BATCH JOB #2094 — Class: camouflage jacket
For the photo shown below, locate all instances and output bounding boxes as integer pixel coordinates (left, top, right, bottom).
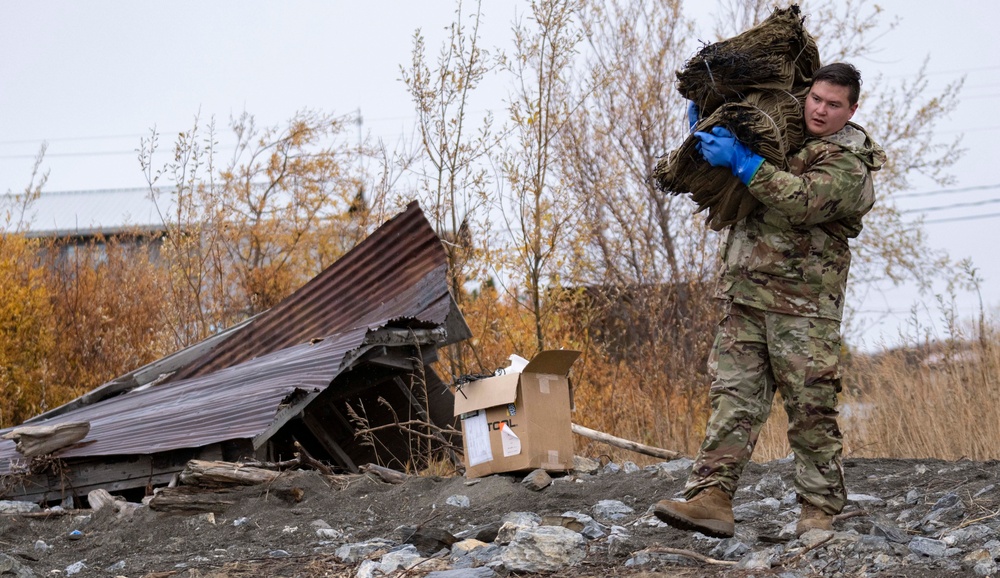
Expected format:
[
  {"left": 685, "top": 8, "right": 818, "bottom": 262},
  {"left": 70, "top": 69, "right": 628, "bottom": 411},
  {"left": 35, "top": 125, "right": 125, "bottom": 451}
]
[{"left": 716, "top": 122, "right": 887, "bottom": 320}]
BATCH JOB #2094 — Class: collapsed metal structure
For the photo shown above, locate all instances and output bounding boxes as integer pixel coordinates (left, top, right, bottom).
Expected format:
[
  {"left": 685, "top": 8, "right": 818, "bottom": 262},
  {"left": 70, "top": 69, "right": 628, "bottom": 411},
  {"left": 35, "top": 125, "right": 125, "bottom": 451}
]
[{"left": 0, "top": 202, "right": 469, "bottom": 504}]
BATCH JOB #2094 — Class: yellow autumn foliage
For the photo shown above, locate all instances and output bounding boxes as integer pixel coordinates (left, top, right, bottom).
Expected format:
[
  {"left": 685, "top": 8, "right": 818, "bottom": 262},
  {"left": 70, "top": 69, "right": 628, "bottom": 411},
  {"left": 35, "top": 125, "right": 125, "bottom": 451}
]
[{"left": 0, "top": 234, "right": 55, "bottom": 428}]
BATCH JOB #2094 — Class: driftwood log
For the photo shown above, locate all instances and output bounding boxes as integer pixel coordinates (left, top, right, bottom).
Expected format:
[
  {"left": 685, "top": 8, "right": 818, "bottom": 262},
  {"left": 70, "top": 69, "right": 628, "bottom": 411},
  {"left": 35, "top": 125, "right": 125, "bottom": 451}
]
[
  {"left": 1, "top": 422, "right": 90, "bottom": 458},
  {"left": 360, "top": 463, "right": 409, "bottom": 484},
  {"left": 571, "top": 423, "right": 680, "bottom": 460},
  {"left": 147, "top": 486, "right": 241, "bottom": 513},
  {"left": 146, "top": 458, "right": 309, "bottom": 513},
  {"left": 177, "top": 460, "right": 291, "bottom": 488}
]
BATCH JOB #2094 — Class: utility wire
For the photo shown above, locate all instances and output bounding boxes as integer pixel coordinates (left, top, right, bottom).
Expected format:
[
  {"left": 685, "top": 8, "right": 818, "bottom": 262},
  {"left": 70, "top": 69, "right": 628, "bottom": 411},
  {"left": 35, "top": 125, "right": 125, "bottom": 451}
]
[
  {"left": 901, "top": 197, "right": 1000, "bottom": 215},
  {"left": 896, "top": 183, "right": 1000, "bottom": 199},
  {"left": 921, "top": 211, "right": 1000, "bottom": 225},
  {"left": 0, "top": 150, "right": 142, "bottom": 160}
]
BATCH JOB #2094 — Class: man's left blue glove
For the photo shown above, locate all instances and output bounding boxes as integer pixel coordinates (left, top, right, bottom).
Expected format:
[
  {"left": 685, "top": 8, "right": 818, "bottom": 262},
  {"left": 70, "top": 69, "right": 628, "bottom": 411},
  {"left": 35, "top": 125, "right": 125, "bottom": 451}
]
[
  {"left": 687, "top": 101, "right": 699, "bottom": 132},
  {"left": 693, "top": 126, "right": 764, "bottom": 186}
]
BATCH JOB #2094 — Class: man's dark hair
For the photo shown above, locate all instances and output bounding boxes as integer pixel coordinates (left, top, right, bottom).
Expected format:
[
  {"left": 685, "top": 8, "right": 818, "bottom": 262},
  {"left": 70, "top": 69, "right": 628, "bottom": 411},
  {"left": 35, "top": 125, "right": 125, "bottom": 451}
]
[{"left": 812, "top": 63, "right": 862, "bottom": 106}]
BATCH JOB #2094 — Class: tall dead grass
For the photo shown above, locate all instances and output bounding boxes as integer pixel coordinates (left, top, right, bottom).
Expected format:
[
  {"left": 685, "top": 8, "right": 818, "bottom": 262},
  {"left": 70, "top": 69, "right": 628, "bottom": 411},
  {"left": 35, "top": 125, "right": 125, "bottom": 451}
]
[
  {"left": 554, "top": 292, "right": 1000, "bottom": 465},
  {"left": 746, "top": 309, "right": 1000, "bottom": 462}
]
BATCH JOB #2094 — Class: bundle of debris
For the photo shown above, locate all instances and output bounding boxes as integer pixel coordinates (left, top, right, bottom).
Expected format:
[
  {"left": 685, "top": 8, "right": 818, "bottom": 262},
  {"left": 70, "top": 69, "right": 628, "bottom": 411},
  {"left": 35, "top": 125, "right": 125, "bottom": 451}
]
[
  {"left": 0, "top": 202, "right": 471, "bottom": 506},
  {"left": 652, "top": 5, "right": 821, "bottom": 230}
]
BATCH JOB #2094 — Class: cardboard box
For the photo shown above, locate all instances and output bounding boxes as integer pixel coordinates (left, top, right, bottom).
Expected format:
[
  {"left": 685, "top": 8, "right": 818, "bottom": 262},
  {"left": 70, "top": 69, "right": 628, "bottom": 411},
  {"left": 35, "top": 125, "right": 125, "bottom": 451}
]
[{"left": 454, "top": 350, "right": 580, "bottom": 478}]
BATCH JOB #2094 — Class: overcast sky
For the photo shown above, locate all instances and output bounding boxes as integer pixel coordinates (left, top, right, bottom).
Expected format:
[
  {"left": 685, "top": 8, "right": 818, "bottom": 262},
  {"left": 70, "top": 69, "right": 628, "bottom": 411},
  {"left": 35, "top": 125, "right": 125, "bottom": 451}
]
[{"left": 0, "top": 1, "right": 997, "bottom": 350}]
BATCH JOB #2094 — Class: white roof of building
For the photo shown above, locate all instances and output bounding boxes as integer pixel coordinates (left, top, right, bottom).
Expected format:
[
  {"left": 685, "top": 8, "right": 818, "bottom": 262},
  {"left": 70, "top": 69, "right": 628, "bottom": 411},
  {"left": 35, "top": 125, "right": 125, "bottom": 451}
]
[{"left": 7, "top": 187, "right": 168, "bottom": 237}]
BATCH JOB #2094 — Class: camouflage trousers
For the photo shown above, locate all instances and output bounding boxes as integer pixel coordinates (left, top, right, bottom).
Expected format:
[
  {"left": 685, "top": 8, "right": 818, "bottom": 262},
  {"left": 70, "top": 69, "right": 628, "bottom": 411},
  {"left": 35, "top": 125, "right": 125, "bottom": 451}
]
[{"left": 685, "top": 302, "right": 847, "bottom": 514}]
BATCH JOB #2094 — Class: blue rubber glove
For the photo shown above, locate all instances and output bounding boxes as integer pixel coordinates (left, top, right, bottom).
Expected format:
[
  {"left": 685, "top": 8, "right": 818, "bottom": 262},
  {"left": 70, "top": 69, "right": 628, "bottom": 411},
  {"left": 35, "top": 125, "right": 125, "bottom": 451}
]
[
  {"left": 687, "top": 101, "right": 699, "bottom": 132},
  {"left": 693, "top": 126, "right": 764, "bottom": 186}
]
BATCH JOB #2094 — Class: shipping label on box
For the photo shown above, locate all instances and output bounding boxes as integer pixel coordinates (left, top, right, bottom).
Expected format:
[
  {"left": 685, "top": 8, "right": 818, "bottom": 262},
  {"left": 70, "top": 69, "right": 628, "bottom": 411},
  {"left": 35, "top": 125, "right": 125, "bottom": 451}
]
[{"left": 454, "top": 350, "right": 580, "bottom": 478}]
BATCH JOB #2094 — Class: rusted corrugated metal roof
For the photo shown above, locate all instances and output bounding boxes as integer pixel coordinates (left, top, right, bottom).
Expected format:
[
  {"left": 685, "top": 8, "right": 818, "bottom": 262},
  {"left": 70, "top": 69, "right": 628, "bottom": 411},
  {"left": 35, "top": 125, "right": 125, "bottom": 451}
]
[
  {"left": 169, "top": 200, "right": 456, "bottom": 381},
  {"left": 6, "top": 329, "right": 367, "bottom": 461},
  {"left": 0, "top": 201, "right": 466, "bottom": 474}
]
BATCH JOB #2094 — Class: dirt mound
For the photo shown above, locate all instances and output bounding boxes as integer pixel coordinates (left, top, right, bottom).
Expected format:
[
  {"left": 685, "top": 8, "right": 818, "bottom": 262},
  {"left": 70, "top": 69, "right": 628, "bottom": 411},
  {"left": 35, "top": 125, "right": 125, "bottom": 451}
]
[{"left": 2, "top": 457, "right": 999, "bottom": 577}]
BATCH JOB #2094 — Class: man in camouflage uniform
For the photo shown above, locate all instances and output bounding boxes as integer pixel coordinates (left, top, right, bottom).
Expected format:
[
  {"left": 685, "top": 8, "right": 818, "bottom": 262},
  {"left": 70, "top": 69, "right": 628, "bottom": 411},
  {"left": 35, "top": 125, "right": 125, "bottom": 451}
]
[{"left": 654, "top": 63, "right": 886, "bottom": 538}]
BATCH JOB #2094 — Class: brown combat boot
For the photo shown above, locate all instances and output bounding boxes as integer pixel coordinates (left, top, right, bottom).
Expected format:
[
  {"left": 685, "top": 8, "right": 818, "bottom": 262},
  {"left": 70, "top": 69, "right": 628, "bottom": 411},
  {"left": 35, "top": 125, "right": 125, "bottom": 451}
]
[
  {"left": 795, "top": 502, "right": 834, "bottom": 536},
  {"left": 653, "top": 486, "right": 735, "bottom": 538}
]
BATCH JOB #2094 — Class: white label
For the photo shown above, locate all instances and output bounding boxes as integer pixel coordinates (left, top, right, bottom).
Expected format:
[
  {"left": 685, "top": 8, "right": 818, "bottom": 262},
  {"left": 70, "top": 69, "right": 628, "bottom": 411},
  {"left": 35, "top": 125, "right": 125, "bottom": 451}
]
[
  {"left": 462, "top": 412, "right": 493, "bottom": 466},
  {"left": 538, "top": 375, "right": 551, "bottom": 394},
  {"left": 500, "top": 423, "right": 522, "bottom": 457}
]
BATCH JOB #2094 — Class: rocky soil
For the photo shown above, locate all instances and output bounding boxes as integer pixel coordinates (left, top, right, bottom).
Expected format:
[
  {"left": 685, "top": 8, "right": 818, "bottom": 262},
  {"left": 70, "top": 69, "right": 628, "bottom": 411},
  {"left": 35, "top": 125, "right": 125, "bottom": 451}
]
[{"left": 2, "top": 456, "right": 1000, "bottom": 577}]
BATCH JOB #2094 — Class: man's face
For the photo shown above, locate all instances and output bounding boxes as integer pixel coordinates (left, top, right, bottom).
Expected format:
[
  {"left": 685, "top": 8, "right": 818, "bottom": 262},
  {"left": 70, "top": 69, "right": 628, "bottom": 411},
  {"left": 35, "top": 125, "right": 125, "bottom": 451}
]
[{"left": 803, "top": 80, "right": 858, "bottom": 137}]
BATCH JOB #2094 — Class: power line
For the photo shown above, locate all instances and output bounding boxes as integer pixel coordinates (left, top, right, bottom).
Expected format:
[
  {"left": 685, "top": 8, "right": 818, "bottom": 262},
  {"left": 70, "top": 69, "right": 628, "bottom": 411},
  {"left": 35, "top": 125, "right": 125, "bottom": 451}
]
[
  {"left": 935, "top": 125, "right": 1000, "bottom": 135},
  {"left": 901, "top": 197, "right": 1000, "bottom": 215},
  {"left": 924, "top": 64, "right": 1000, "bottom": 76},
  {"left": 0, "top": 150, "right": 141, "bottom": 160},
  {"left": 0, "top": 134, "right": 149, "bottom": 146},
  {"left": 884, "top": 64, "right": 1000, "bottom": 79},
  {"left": 0, "top": 111, "right": 429, "bottom": 149},
  {"left": 921, "top": 211, "right": 1000, "bottom": 225},
  {"left": 895, "top": 183, "right": 1000, "bottom": 199}
]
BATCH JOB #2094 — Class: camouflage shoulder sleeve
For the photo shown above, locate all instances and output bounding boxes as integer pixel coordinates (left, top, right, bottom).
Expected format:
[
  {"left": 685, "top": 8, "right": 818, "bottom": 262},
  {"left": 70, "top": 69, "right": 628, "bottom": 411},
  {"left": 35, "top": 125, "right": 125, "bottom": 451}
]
[{"left": 746, "top": 145, "right": 873, "bottom": 227}]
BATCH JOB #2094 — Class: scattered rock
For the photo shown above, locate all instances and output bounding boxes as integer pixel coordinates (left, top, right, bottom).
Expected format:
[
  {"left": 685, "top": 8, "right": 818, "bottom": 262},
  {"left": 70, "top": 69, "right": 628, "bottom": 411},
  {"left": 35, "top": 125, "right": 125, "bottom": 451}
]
[
  {"left": 500, "top": 526, "right": 587, "bottom": 572},
  {"left": 0, "top": 500, "right": 40, "bottom": 514},
  {"left": 398, "top": 525, "right": 459, "bottom": 555},
  {"left": 376, "top": 545, "right": 424, "bottom": 573},
  {"left": 646, "top": 458, "right": 694, "bottom": 478},
  {"left": 753, "top": 472, "right": 786, "bottom": 498},
  {"left": 316, "top": 527, "right": 342, "bottom": 540},
  {"left": 559, "top": 511, "right": 607, "bottom": 539},
  {"left": 0, "top": 553, "right": 36, "bottom": 578},
  {"left": 933, "top": 492, "right": 961, "bottom": 510},
  {"left": 425, "top": 567, "right": 498, "bottom": 578},
  {"left": 848, "top": 493, "right": 885, "bottom": 508},
  {"left": 454, "top": 521, "right": 502, "bottom": 543},
  {"left": 871, "top": 516, "right": 911, "bottom": 543},
  {"left": 606, "top": 525, "right": 635, "bottom": 557},
  {"left": 736, "top": 546, "right": 781, "bottom": 570},
  {"left": 450, "top": 540, "right": 501, "bottom": 569},
  {"left": 496, "top": 512, "right": 541, "bottom": 543},
  {"left": 709, "top": 537, "right": 751, "bottom": 561},
  {"left": 572, "top": 455, "right": 600, "bottom": 475},
  {"left": 445, "top": 495, "right": 470, "bottom": 508},
  {"left": 625, "top": 547, "right": 699, "bottom": 568},
  {"left": 335, "top": 539, "right": 394, "bottom": 564},
  {"left": 540, "top": 514, "right": 585, "bottom": 533},
  {"left": 592, "top": 499, "right": 634, "bottom": 521},
  {"left": 733, "top": 497, "right": 781, "bottom": 521},
  {"left": 520, "top": 469, "right": 552, "bottom": 491},
  {"left": 909, "top": 536, "right": 949, "bottom": 558}
]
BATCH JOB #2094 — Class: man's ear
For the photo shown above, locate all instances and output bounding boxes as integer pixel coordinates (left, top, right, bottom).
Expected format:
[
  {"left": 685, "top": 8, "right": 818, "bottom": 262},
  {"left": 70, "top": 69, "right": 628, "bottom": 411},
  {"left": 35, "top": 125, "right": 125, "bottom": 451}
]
[{"left": 847, "top": 102, "right": 859, "bottom": 119}]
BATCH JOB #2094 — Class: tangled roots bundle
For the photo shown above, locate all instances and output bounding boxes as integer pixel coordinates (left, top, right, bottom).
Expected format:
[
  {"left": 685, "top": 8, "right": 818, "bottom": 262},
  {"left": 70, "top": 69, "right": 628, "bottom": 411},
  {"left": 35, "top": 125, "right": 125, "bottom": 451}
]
[
  {"left": 676, "top": 5, "right": 819, "bottom": 113},
  {"left": 654, "top": 5, "right": 820, "bottom": 230}
]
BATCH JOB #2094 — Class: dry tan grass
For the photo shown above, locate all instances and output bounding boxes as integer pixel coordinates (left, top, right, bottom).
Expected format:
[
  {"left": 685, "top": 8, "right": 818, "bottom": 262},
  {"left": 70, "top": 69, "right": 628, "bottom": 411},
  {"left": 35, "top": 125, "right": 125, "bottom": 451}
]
[
  {"left": 752, "top": 316, "right": 1000, "bottom": 462},
  {"left": 570, "top": 305, "right": 1000, "bottom": 464}
]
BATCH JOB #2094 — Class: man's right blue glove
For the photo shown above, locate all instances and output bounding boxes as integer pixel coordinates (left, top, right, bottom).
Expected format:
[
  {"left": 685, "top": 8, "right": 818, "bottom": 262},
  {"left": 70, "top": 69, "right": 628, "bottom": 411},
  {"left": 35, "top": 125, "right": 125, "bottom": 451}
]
[
  {"left": 687, "top": 101, "right": 699, "bottom": 132},
  {"left": 693, "top": 126, "right": 764, "bottom": 186}
]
